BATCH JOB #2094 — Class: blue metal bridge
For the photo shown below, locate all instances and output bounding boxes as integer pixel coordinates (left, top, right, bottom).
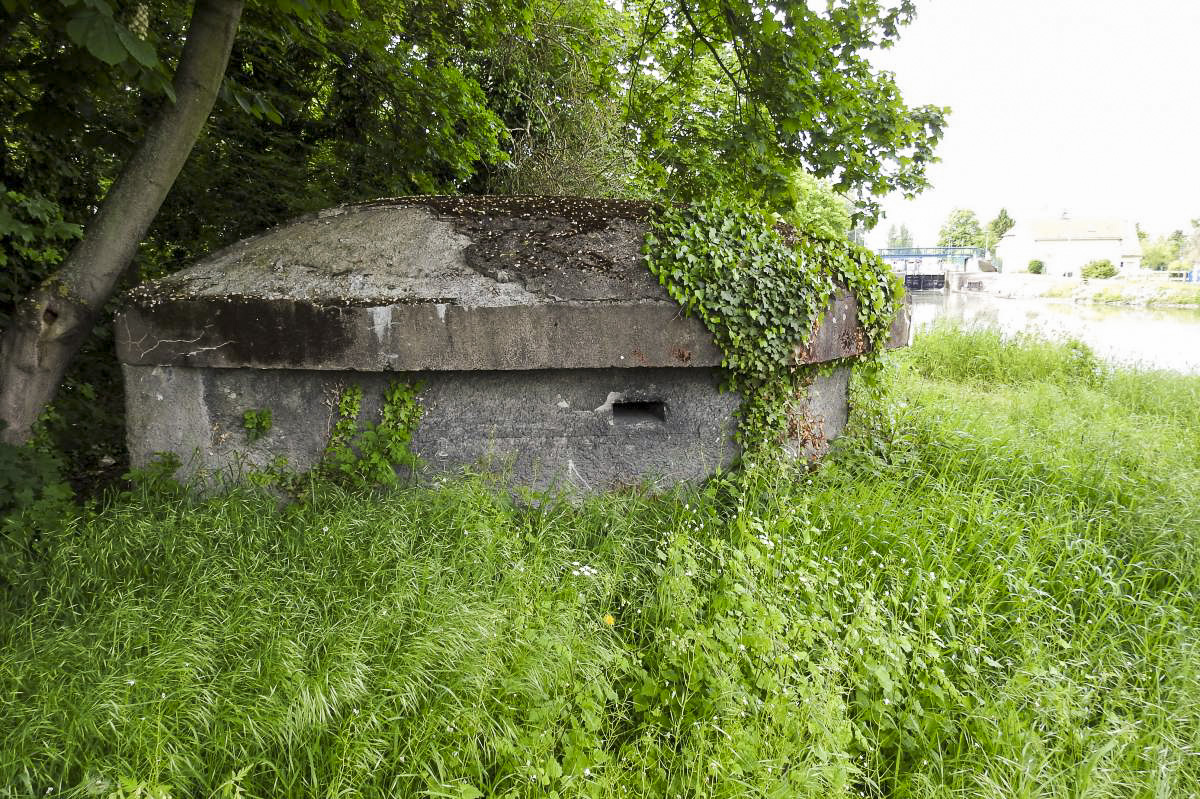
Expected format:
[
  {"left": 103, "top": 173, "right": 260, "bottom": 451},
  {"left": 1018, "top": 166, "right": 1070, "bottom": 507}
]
[
  {"left": 877, "top": 247, "right": 985, "bottom": 267},
  {"left": 877, "top": 247, "right": 987, "bottom": 292}
]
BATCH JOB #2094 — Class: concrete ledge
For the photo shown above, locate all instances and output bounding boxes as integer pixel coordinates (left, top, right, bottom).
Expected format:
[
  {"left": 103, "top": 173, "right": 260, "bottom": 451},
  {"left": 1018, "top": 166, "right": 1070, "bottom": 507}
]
[
  {"left": 116, "top": 198, "right": 908, "bottom": 371},
  {"left": 116, "top": 291, "right": 904, "bottom": 371}
]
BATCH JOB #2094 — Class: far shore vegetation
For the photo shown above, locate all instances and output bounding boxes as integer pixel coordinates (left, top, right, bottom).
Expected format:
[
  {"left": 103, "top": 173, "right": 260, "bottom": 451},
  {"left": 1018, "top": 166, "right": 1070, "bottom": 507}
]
[{"left": 1036, "top": 276, "right": 1200, "bottom": 308}]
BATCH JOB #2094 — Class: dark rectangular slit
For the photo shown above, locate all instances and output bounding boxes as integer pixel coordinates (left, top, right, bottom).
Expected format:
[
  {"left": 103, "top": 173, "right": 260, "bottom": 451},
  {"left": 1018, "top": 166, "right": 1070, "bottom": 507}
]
[{"left": 613, "top": 400, "right": 667, "bottom": 425}]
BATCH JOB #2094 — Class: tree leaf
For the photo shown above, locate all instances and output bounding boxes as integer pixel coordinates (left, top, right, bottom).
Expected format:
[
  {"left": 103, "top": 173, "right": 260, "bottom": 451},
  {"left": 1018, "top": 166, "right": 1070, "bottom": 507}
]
[
  {"left": 116, "top": 26, "right": 158, "bottom": 69},
  {"left": 83, "top": 17, "right": 128, "bottom": 65},
  {"left": 64, "top": 11, "right": 96, "bottom": 47}
]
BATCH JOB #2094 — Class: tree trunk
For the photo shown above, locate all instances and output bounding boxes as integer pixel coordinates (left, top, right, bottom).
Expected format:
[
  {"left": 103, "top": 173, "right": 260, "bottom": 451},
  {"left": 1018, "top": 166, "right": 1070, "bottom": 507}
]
[{"left": 0, "top": 0, "right": 245, "bottom": 445}]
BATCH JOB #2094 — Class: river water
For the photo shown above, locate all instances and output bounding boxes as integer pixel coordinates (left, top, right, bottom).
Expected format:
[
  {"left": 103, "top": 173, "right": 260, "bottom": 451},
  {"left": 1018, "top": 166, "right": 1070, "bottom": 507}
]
[{"left": 909, "top": 292, "right": 1200, "bottom": 375}]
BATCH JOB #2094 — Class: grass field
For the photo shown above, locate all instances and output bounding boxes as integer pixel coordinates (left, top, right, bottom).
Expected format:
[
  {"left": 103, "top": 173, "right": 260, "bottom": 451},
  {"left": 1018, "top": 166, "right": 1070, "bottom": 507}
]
[{"left": 2, "top": 327, "right": 1198, "bottom": 798}]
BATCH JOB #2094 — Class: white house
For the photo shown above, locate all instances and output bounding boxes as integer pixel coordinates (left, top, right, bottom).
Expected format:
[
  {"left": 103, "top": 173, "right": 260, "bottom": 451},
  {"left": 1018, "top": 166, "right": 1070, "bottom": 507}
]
[{"left": 995, "top": 214, "right": 1142, "bottom": 276}]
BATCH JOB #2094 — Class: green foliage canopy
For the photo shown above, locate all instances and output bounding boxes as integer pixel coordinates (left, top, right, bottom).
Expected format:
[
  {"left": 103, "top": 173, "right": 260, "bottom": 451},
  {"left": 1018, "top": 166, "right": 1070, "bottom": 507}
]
[
  {"left": 624, "top": 0, "right": 946, "bottom": 222},
  {"left": 937, "top": 208, "right": 985, "bottom": 249},
  {"left": 985, "top": 207, "right": 1014, "bottom": 254},
  {"left": 885, "top": 223, "right": 913, "bottom": 249},
  {"left": 777, "top": 170, "right": 853, "bottom": 240}
]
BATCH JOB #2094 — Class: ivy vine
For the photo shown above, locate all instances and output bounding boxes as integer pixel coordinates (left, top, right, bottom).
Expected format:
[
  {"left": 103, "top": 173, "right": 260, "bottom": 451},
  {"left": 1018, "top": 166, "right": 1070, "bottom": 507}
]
[{"left": 644, "top": 198, "right": 900, "bottom": 458}]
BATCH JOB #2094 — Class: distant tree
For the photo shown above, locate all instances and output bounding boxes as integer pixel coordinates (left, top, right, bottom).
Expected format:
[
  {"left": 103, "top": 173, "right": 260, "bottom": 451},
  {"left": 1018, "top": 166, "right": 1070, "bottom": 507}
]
[
  {"left": 937, "top": 209, "right": 985, "bottom": 248},
  {"left": 1142, "top": 237, "right": 1171, "bottom": 270},
  {"left": 1168, "top": 229, "right": 1186, "bottom": 260},
  {"left": 985, "top": 208, "right": 1015, "bottom": 255},
  {"left": 1187, "top": 218, "right": 1200, "bottom": 265},
  {"left": 886, "top": 223, "right": 913, "bottom": 249},
  {"left": 1143, "top": 229, "right": 1188, "bottom": 270}
]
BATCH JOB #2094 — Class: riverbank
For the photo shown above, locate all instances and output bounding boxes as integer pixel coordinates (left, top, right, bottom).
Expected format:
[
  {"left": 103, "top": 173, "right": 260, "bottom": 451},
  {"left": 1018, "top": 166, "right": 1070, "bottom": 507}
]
[
  {"left": 959, "top": 271, "right": 1200, "bottom": 307},
  {"left": 909, "top": 292, "right": 1200, "bottom": 374},
  {"left": 3, "top": 329, "right": 1198, "bottom": 798}
]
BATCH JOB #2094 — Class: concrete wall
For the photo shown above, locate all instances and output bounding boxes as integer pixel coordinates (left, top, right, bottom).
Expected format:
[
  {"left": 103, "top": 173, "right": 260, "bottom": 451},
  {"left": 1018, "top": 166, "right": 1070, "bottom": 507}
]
[{"left": 124, "top": 364, "right": 854, "bottom": 491}]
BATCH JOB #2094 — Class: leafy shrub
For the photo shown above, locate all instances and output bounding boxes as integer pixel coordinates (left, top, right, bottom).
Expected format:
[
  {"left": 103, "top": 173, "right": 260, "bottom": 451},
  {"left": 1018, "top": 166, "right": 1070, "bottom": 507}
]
[
  {"left": 1027, "top": 259, "right": 1044, "bottom": 274},
  {"left": 0, "top": 441, "right": 69, "bottom": 517},
  {"left": 0, "top": 438, "right": 73, "bottom": 602},
  {"left": 0, "top": 186, "right": 82, "bottom": 329},
  {"left": 1081, "top": 258, "right": 1118, "bottom": 279},
  {"left": 242, "top": 408, "right": 272, "bottom": 442}
]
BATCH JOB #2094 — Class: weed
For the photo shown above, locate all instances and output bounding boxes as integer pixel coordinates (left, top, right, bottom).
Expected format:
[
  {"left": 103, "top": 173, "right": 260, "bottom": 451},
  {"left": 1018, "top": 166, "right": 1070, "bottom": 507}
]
[
  {"left": 321, "top": 381, "right": 423, "bottom": 490},
  {"left": 241, "top": 408, "right": 272, "bottom": 442}
]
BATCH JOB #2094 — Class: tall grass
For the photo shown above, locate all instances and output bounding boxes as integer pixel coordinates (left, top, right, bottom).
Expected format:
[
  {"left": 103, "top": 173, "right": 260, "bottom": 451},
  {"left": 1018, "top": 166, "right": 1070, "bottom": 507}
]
[{"left": 2, "top": 326, "right": 1198, "bottom": 798}]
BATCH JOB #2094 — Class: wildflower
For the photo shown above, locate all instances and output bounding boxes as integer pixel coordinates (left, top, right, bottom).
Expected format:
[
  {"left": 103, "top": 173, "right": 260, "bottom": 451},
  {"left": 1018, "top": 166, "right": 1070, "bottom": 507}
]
[{"left": 602, "top": 613, "right": 615, "bottom": 626}]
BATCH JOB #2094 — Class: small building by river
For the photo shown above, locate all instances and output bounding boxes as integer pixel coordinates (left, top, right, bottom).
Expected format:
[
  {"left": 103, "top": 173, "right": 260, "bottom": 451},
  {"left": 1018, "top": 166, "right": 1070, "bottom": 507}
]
[{"left": 996, "top": 214, "right": 1142, "bottom": 276}]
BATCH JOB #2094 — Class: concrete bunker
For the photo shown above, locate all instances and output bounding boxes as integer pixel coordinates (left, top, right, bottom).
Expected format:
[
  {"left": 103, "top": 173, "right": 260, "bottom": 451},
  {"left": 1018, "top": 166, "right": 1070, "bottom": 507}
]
[{"left": 116, "top": 196, "right": 908, "bottom": 491}]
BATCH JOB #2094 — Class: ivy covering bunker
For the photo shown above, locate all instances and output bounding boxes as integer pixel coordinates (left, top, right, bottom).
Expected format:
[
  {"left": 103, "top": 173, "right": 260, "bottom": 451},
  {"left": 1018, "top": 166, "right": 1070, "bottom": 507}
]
[{"left": 644, "top": 198, "right": 901, "bottom": 460}]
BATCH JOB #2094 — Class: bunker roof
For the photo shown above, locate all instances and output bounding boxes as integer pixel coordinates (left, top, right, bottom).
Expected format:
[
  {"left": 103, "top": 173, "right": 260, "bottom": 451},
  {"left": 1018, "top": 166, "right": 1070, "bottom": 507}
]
[
  {"left": 131, "top": 196, "right": 664, "bottom": 307},
  {"left": 117, "top": 196, "right": 891, "bottom": 372}
]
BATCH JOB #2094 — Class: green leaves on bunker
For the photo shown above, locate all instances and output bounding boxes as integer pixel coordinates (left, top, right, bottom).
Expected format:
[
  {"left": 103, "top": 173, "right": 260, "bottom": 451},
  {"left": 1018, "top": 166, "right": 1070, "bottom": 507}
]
[{"left": 645, "top": 198, "right": 901, "bottom": 457}]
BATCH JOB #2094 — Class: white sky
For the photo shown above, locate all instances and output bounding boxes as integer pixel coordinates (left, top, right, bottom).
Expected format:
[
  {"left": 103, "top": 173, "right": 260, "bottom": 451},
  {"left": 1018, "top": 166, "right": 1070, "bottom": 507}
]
[{"left": 864, "top": 0, "right": 1200, "bottom": 248}]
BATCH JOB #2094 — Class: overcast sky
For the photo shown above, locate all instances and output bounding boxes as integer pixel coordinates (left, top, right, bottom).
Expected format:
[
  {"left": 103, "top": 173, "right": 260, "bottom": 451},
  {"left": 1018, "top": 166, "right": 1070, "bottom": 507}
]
[{"left": 864, "top": 0, "right": 1200, "bottom": 248}]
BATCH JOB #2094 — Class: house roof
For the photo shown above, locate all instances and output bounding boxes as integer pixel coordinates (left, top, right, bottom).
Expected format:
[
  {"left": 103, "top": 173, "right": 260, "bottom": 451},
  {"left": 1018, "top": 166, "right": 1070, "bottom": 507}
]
[
  {"left": 1029, "top": 217, "right": 1142, "bottom": 257},
  {"left": 1031, "top": 217, "right": 1123, "bottom": 241}
]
